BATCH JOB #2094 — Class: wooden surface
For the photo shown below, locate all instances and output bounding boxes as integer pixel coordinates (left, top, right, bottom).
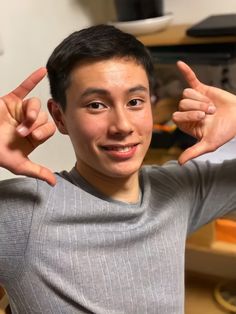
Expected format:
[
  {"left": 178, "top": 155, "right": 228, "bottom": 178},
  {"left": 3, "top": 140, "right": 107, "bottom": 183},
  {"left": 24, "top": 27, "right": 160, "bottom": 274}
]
[
  {"left": 187, "top": 222, "right": 215, "bottom": 247},
  {"left": 185, "top": 272, "right": 228, "bottom": 314},
  {"left": 186, "top": 242, "right": 236, "bottom": 279},
  {"left": 0, "top": 287, "right": 8, "bottom": 314},
  {"left": 137, "top": 24, "right": 236, "bottom": 47}
]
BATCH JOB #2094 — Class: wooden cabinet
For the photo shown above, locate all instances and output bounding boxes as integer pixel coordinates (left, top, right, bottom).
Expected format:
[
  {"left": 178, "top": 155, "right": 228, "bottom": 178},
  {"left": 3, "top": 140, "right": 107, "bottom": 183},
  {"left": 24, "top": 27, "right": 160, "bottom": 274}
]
[
  {"left": 137, "top": 24, "right": 236, "bottom": 65},
  {"left": 137, "top": 24, "right": 236, "bottom": 47},
  {"left": 0, "top": 287, "right": 8, "bottom": 314},
  {"left": 186, "top": 222, "right": 236, "bottom": 279}
]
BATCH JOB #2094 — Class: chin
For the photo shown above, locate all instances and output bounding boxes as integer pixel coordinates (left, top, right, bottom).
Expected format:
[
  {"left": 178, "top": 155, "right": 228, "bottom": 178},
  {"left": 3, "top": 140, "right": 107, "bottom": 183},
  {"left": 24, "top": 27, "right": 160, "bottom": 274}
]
[{"left": 104, "top": 164, "right": 142, "bottom": 179}]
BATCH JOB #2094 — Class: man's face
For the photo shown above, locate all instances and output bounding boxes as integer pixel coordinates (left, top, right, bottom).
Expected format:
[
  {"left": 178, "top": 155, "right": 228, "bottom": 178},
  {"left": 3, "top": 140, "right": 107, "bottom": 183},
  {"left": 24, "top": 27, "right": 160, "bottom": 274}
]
[{"left": 59, "top": 58, "right": 153, "bottom": 182}]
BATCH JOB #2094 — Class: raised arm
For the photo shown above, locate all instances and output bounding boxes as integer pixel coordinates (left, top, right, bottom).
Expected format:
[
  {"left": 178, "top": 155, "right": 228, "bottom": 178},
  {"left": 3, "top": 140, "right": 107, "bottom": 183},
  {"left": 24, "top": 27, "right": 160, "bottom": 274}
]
[
  {"left": 0, "top": 68, "right": 56, "bottom": 185},
  {"left": 173, "top": 61, "right": 236, "bottom": 164}
]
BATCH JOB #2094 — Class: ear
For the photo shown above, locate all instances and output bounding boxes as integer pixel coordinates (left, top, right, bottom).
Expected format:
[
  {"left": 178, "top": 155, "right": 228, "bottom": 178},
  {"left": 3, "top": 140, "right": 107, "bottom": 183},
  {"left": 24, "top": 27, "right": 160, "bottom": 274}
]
[{"left": 47, "top": 99, "right": 68, "bottom": 134}]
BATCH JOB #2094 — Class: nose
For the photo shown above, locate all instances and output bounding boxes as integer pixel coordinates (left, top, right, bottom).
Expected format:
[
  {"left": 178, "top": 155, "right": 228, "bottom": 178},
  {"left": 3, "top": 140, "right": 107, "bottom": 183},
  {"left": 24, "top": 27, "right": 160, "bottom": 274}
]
[{"left": 108, "top": 107, "right": 134, "bottom": 136}]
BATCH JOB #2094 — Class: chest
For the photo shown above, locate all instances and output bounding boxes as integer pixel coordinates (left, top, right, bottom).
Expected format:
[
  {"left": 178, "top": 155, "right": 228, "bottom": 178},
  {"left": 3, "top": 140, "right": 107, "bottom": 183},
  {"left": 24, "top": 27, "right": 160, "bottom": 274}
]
[{"left": 26, "top": 212, "right": 187, "bottom": 313}]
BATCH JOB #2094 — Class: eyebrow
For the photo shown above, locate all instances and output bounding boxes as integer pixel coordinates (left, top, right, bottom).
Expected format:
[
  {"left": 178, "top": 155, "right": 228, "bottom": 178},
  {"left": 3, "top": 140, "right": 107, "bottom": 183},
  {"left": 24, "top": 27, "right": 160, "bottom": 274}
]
[
  {"left": 128, "top": 85, "right": 148, "bottom": 93},
  {"left": 80, "top": 88, "right": 109, "bottom": 99},
  {"left": 80, "top": 85, "right": 149, "bottom": 99}
]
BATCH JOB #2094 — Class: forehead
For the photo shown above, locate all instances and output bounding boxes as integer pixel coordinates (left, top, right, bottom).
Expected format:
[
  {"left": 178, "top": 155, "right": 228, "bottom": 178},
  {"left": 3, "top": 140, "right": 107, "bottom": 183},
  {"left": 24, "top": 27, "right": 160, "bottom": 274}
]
[{"left": 69, "top": 58, "right": 149, "bottom": 88}]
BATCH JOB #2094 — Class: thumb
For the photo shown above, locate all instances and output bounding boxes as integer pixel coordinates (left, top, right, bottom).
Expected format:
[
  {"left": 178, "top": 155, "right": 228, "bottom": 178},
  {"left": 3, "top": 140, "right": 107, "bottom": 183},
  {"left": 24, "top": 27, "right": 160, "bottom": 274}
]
[
  {"left": 178, "top": 140, "right": 210, "bottom": 165},
  {"left": 13, "top": 159, "right": 56, "bottom": 186}
]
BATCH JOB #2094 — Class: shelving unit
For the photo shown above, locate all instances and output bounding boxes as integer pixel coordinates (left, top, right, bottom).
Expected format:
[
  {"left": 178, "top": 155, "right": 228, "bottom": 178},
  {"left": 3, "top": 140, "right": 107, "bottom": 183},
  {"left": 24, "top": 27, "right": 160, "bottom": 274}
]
[
  {"left": 0, "top": 287, "right": 8, "bottom": 314},
  {"left": 137, "top": 24, "right": 236, "bottom": 65},
  {"left": 186, "top": 241, "right": 236, "bottom": 279},
  {"left": 137, "top": 24, "right": 236, "bottom": 47},
  {"left": 185, "top": 271, "right": 228, "bottom": 314}
]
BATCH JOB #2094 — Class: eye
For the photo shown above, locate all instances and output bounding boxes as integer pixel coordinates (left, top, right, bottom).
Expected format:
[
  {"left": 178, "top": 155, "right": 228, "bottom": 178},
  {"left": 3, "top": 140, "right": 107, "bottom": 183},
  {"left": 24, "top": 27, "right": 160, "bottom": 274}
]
[
  {"left": 87, "top": 102, "right": 106, "bottom": 110},
  {"left": 128, "top": 99, "right": 143, "bottom": 108}
]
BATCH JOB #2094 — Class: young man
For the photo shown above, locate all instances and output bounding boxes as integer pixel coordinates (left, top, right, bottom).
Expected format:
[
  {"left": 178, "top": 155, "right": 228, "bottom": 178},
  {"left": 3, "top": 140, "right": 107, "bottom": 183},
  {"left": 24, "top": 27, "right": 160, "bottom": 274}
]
[{"left": 0, "top": 24, "right": 236, "bottom": 314}]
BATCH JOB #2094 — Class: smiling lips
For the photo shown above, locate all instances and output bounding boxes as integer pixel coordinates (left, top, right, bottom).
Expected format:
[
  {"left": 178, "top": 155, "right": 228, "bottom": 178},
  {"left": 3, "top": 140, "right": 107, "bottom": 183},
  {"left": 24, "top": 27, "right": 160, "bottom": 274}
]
[{"left": 102, "top": 144, "right": 139, "bottom": 159}]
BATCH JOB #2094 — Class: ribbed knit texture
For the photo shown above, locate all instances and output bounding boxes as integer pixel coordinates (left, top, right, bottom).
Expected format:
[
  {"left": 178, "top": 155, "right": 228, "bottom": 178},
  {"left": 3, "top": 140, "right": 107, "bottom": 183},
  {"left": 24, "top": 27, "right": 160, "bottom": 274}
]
[{"left": 0, "top": 160, "right": 236, "bottom": 313}]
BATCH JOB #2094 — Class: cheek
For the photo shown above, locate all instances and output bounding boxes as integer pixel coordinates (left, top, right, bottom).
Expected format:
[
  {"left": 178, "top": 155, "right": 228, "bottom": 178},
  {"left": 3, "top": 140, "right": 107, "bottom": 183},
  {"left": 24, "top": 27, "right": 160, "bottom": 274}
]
[
  {"left": 68, "top": 116, "right": 106, "bottom": 147},
  {"left": 138, "top": 109, "right": 153, "bottom": 134},
  {"left": 147, "top": 112, "right": 154, "bottom": 130}
]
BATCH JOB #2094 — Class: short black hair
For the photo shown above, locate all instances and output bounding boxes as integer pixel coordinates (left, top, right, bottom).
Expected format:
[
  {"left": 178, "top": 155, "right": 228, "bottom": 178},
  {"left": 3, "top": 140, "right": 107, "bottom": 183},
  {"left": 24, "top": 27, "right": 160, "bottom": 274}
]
[{"left": 46, "top": 24, "right": 155, "bottom": 111}]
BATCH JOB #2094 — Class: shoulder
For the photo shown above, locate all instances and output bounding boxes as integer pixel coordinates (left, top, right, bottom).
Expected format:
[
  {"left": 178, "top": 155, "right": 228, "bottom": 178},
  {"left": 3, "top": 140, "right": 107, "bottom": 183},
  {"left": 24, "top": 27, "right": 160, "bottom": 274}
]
[
  {"left": 0, "top": 168, "right": 92, "bottom": 210},
  {"left": 141, "top": 159, "right": 226, "bottom": 192},
  {"left": 142, "top": 158, "right": 234, "bottom": 179},
  {"left": 0, "top": 173, "right": 74, "bottom": 211},
  {"left": 142, "top": 160, "right": 195, "bottom": 183},
  {"left": 0, "top": 177, "right": 38, "bottom": 202}
]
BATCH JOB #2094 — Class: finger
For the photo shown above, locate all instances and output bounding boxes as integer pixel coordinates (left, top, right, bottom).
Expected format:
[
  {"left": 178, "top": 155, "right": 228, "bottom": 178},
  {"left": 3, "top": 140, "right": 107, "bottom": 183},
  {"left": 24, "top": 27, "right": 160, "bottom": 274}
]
[
  {"left": 5, "top": 67, "right": 47, "bottom": 100},
  {"left": 16, "top": 98, "right": 44, "bottom": 136},
  {"left": 178, "top": 99, "right": 216, "bottom": 114},
  {"left": 17, "top": 111, "right": 49, "bottom": 138},
  {"left": 12, "top": 158, "right": 56, "bottom": 186},
  {"left": 16, "top": 98, "right": 42, "bottom": 136},
  {"left": 177, "top": 61, "right": 208, "bottom": 94},
  {"left": 22, "top": 97, "right": 41, "bottom": 121},
  {"left": 183, "top": 88, "right": 212, "bottom": 103},
  {"left": 31, "top": 121, "right": 56, "bottom": 143},
  {"left": 178, "top": 140, "right": 213, "bottom": 165},
  {"left": 172, "top": 110, "right": 206, "bottom": 123}
]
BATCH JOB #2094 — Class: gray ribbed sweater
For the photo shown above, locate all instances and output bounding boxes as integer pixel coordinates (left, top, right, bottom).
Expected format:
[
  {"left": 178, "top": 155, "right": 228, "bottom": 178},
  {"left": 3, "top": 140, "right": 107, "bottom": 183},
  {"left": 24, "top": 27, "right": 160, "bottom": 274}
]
[{"left": 0, "top": 160, "right": 236, "bottom": 314}]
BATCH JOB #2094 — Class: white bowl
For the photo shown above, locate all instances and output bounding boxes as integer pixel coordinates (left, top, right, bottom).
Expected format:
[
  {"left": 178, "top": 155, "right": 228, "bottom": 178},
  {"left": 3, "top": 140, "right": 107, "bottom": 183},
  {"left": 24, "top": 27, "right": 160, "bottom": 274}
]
[{"left": 108, "top": 13, "right": 173, "bottom": 36}]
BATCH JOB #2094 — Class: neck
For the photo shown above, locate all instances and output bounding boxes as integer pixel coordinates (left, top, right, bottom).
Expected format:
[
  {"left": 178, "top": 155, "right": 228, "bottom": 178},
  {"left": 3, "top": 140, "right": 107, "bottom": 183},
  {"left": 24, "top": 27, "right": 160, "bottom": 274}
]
[{"left": 75, "top": 164, "right": 140, "bottom": 203}]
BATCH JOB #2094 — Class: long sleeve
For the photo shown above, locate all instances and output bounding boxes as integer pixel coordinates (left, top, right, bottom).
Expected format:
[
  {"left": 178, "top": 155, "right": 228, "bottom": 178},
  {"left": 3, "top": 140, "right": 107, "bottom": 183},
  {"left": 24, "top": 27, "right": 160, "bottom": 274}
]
[{"left": 0, "top": 178, "right": 38, "bottom": 283}]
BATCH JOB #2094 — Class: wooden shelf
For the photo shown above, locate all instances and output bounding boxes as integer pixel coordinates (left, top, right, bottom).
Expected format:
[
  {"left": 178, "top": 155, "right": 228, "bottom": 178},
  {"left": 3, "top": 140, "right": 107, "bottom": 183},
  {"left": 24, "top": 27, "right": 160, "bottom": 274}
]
[
  {"left": 187, "top": 241, "right": 236, "bottom": 257},
  {"left": 186, "top": 241, "right": 236, "bottom": 279},
  {"left": 211, "top": 241, "right": 236, "bottom": 256},
  {"left": 0, "top": 287, "right": 8, "bottom": 314},
  {"left": 137, "top": 24, "right": 236, "bottom": 47},
  {"left": 185, "top": 271, "right": 228, "bottom": 314}
]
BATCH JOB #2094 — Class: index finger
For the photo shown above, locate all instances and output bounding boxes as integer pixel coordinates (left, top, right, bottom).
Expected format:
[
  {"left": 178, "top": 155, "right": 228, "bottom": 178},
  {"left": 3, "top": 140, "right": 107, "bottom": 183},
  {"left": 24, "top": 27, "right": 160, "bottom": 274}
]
[
  {"left": 6, "top": 67, "right": 47, "bottom": 100},
  {"left": 177, "top": 61, "right": 207, "bottom": 94}
]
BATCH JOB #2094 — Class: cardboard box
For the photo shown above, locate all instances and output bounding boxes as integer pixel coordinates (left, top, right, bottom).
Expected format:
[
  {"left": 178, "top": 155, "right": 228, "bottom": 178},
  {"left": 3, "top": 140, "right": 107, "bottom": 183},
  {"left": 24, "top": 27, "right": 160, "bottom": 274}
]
[
  {"left": 215, "top": 219, "right": 236, "bottom": 244},
  {"left": 187, "top": 219, "right": 236, "bottom": 246},
  {"left": 187, "top": 222, "right": 215, "bottom": 247}
]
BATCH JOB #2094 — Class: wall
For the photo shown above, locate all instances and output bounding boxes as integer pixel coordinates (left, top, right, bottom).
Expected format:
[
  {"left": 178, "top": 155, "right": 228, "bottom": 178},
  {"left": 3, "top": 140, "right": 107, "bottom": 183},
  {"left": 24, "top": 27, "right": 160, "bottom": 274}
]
[
  {"left": 0, "top": 0, "right": 236, "bottom": 179},
  {"left": 165, "top": 0, "right": 236, "bottom": 24}
]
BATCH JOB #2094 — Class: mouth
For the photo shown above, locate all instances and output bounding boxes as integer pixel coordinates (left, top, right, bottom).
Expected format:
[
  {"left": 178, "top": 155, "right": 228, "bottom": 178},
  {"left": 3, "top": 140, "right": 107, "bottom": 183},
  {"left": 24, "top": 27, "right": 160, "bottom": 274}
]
[
  {"left": 100, "top": 143, "right": 140, "bottom": 160},
  {"left": 102, "top": 144, "right": 138, "bottom": 152}
]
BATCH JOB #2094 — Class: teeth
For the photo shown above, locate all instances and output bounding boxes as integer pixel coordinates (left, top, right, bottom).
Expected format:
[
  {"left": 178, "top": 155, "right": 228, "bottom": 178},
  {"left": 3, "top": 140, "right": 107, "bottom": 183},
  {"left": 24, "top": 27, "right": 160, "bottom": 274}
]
[
  {"left": 116, "top": 147, "right": 131, "bottom": 152},
  {"left": 106, "top": 146, "right": 132, "bottom": 152}
]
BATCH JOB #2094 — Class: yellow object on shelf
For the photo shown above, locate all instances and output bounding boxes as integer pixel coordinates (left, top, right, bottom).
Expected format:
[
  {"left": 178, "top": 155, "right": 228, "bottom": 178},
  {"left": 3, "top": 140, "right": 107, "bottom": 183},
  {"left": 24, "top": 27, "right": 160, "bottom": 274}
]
[
  {"left": 187, "top": 222, "right": 215, "bottom": 247},
  {"left": 214, "top": 280, "right": 236, "bottom": 313},
  {"left": 215, "top": 219, "right": 236, "bottom": 244},
  {"left": 187, "top": 219, "right": 236, "bottom": 247}
]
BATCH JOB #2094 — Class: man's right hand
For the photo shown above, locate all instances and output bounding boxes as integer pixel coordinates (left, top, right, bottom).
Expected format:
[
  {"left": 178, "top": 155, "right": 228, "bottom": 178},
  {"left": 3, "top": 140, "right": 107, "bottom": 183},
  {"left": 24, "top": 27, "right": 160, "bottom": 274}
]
[{"left": 0, "top": 68, "right": 57, "bottom": 185}]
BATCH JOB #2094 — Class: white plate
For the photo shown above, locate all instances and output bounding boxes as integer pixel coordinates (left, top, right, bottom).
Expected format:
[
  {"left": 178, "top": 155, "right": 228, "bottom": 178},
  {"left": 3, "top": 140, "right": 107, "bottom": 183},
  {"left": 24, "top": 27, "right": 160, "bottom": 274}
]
[{"left": 108, "top": 13, "right": 173, "bottom": 36}]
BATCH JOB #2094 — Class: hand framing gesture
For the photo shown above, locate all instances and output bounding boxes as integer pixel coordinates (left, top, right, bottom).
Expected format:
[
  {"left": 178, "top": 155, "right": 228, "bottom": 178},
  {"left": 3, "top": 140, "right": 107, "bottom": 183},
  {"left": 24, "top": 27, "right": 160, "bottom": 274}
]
[
  {"left": 173, "top": 61, "right": 236, "bottom": 164},
  {"left": 0, "top": 68, "right": 56, "bottom": 185}
]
